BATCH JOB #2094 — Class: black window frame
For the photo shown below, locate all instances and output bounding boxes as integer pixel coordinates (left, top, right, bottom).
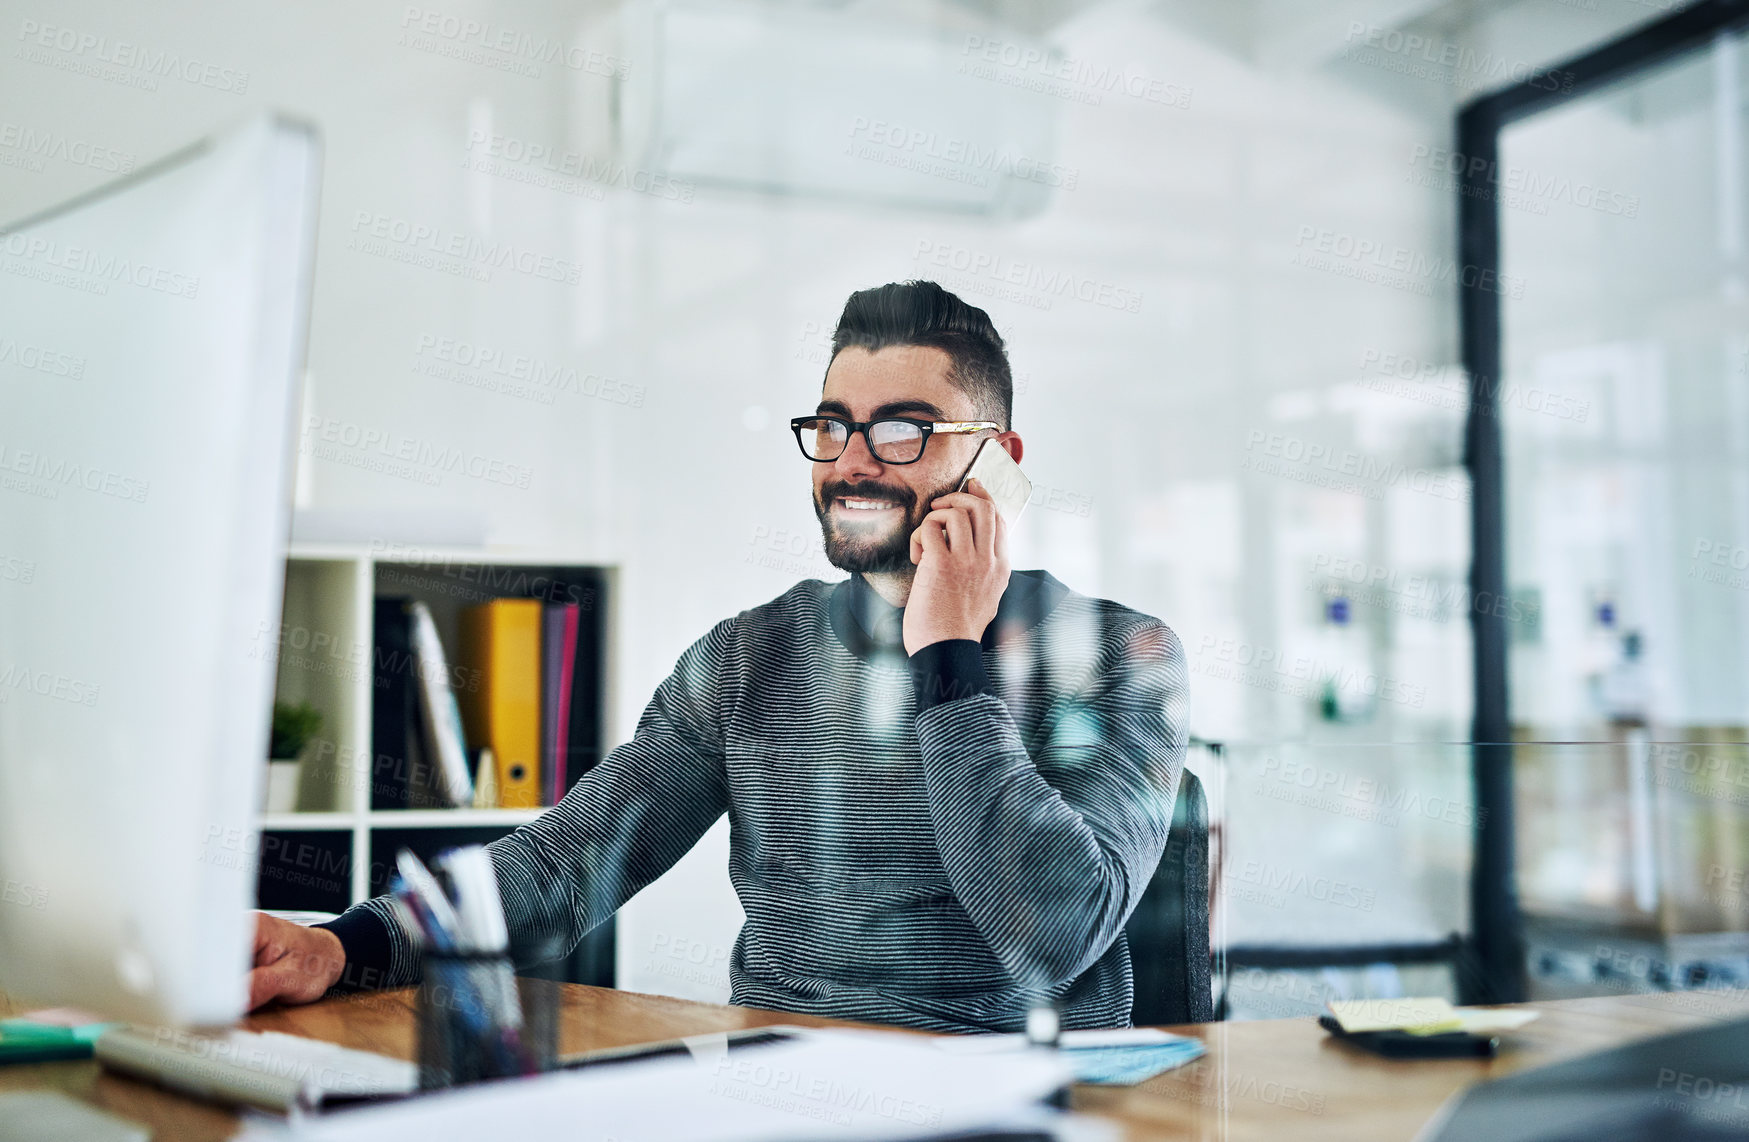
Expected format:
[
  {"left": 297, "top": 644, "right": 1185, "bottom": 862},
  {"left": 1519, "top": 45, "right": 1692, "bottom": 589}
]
[{"left": 1459, "top": 0, "right": 1749, "bottom": 1003}]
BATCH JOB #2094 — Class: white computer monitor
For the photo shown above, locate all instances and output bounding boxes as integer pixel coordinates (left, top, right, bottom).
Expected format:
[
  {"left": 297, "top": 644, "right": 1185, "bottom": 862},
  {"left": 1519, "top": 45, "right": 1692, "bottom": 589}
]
[{"left": 0, "top": 115, "right": 320, "bottom": 1025}]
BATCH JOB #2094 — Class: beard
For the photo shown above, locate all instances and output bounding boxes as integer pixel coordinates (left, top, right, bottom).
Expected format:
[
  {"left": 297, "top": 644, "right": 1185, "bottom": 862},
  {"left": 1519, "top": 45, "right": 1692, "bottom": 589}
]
[{"left": 814, "top": 477, "right": 952, "bottom": 574}]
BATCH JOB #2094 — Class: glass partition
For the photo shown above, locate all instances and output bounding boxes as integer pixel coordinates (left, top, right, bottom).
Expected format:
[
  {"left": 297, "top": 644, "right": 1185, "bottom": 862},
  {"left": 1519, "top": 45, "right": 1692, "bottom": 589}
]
[
  {"left": 1206, "top": 741, "right": 1748, "bottom": 1020},
  {"left": 1498, "top": 34, "right": 1749, "bottom": 745},
  {"left": 1450, "top": 12, "right": 1749, "bottom": 1012}
]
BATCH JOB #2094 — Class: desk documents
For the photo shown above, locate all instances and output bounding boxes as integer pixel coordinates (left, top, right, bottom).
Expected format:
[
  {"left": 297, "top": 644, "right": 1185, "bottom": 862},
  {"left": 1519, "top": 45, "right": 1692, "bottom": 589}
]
[
  {"left": 1328, "top": 998, "right": 1541, "bottom": 1036},
  {"left": 935, "top": 1026, "right": 1207, "bottom": 1085},
  {"left": 9, "top": 989, "right": 1749, "bottom": 1139},
  {"left": 235, "top": 1027, "right": 1073, "bottom": 1141}
]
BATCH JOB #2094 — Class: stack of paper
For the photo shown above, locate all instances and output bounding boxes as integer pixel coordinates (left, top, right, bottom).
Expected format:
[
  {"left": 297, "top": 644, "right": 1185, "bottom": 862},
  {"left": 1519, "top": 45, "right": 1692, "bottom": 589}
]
[
  {"left": 237, "top": 1027, "right": 1075, "bottom": 1141},
  {"left": 935, "top": 1027, "right": 1207, "bottom": 1086}
]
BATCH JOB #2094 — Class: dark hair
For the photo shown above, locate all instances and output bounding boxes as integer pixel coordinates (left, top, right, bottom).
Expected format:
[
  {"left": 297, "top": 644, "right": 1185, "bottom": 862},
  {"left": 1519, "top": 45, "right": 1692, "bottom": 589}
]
[{"left": 829, "top": 281, "right": 1013, "bottom": 429}]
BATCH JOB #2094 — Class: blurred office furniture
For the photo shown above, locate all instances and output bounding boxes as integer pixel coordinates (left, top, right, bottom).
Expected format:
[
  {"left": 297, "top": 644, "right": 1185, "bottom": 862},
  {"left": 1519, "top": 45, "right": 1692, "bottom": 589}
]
[
  {"left": 7, "top": 983, "right": 1746, "bottom": 1137},
  {"left": 257, "top": 544, "right": 617, "bottom": 987},
  {"left": 1459, "top": 0, "right": 1749, "bottom": 1005},
  {"left": 1125, "top": 769, "right": 1213, "bottom": 1025},
  {"left": 1516, "top": 737, "right": 1749, "bottom": 934},
  {"left": 1210, "top": 740, "right": 1477, "bottom": 1018},
  {"left": 1195, "top": 731, "right": 1745, "bottom": 1016},
  {"left": 1221, "top": 935, "right": 1471, "bottom": 1021},
  {"left": 1516, "top": 735, "right": 1749, "bottom": 1000}
]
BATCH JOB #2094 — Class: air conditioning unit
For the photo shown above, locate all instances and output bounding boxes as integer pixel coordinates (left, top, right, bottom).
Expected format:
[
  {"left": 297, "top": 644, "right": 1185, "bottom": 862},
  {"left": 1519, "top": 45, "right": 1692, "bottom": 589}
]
[{"left": 619, "top": 0, "right": 1069, "bottom": 216}]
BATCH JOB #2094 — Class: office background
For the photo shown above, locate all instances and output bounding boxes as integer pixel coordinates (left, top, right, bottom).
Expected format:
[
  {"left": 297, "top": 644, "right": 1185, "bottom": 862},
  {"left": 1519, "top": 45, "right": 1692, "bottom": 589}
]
[{"left": 3, "top": 0, "right": 1741, "bottom": 1018}]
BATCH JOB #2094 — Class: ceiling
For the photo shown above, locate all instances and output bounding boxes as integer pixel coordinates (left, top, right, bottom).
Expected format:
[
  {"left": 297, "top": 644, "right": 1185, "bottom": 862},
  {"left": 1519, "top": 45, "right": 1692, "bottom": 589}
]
[{"left": 941, "top": 0, "right": 1683, "bottom": 90}]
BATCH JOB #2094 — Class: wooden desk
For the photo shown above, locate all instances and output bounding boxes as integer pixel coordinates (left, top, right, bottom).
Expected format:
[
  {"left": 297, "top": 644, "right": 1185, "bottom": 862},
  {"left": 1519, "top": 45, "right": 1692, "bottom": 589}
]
[{"left": 4, "top": 987, "right": 1747, "bottom": 1141}]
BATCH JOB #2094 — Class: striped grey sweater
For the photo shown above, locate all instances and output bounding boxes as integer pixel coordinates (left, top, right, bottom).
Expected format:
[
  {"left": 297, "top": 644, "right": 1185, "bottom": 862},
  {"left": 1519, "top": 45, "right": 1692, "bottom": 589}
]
[{"left": 322, "top": 570, "right": 1187, "bottom": 1034}]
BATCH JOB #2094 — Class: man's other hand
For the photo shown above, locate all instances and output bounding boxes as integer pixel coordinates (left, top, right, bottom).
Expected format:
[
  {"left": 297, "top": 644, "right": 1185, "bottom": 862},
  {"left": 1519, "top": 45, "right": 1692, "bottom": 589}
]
[
  {"left": 903, "top": 477, "right": 1010, "bottom": 655},
  {"left": 248, "top": 912, "right": 345, "bottom": 1011}
]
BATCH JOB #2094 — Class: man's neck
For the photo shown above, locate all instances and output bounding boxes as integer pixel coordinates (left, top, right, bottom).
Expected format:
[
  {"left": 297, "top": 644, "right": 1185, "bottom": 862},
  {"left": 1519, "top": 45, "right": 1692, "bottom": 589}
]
[{"left": 860, "top": 570, "right": 913, "bottom": 608}]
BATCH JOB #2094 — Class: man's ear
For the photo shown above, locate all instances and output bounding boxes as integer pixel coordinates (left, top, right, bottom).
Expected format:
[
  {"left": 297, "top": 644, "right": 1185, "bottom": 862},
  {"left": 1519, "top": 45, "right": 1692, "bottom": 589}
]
[{"left": 995, "top": 431, "right": 1023, "bottom": 465}]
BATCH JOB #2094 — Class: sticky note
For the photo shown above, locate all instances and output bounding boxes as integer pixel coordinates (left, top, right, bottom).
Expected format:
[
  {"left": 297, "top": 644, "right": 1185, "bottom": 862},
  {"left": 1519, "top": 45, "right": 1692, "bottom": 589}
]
[
  {"left": 1329, "top": 998, "right": 1461, "bottom": 1033},
  {"left": 1327, "top": 998, "right": 1541, "bottom": 1036}
]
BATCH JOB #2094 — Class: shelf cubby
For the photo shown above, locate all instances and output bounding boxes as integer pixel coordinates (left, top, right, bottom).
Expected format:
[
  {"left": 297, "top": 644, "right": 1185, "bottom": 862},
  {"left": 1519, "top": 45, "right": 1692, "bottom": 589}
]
[{"left": 257, "top": 543, "right": 619, "bottom": 984}]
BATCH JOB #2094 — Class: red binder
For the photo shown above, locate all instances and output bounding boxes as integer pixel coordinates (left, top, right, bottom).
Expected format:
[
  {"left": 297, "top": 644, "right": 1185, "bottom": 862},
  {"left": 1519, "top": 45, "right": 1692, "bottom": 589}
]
[{"left": 542, "top": 604, "right": 580, "bottom": 805}]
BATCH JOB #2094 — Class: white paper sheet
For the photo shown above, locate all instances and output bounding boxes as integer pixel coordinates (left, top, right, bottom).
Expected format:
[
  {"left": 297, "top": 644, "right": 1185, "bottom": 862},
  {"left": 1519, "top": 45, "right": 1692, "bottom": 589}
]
[
  {"left": 241, "top": 1027, "right": 1073, "bottom": 1142},
  {"left": 933, "top": 1026, "right": 1187, "bottom": 1054}
]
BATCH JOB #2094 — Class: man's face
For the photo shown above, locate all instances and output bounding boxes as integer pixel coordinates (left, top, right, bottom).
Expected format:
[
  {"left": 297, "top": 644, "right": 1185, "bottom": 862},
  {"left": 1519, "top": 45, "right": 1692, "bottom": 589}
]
[{"left": 812, "top": 345, "right": 987, "bottom": 574}]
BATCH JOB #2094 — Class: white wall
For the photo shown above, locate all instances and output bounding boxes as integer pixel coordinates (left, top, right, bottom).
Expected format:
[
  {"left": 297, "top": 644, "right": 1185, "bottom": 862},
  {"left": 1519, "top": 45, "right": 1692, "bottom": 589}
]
[{"left": 0, "top": 0, "right": 1674, "bottom": 1006}]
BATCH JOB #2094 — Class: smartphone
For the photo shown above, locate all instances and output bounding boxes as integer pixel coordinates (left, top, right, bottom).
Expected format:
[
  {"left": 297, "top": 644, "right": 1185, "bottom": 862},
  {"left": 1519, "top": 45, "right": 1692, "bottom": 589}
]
[
  {"left": 1316, "top": 1015, "right": 1499, "bottom": 1059},
  {"left": 959, "top": 437, "right": 1032, "bottom": 525}
]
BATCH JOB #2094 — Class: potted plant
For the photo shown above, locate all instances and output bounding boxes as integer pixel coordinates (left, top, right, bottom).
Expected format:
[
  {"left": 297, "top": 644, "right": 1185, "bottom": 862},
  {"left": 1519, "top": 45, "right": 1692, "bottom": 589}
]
[{"left": 266, "top": 700, "right": 323, "bottom": 813}]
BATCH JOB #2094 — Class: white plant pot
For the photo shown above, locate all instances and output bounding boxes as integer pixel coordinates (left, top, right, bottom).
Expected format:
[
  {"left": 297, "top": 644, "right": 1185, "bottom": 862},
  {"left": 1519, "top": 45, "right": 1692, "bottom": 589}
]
[{"left": 264, "top": 758, "right": 303, "bottom": 814}]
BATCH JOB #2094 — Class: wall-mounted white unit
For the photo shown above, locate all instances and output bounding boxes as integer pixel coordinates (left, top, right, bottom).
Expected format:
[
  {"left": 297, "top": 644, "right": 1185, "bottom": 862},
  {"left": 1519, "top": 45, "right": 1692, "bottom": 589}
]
[{"left": 620, "top": 0, "right": 1068, "bottom": 216}]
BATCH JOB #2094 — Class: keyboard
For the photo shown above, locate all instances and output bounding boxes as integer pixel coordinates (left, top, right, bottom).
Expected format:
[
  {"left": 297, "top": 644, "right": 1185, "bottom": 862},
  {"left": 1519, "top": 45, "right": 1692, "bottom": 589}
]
[{"left": 94, "top": 1026, "right": 418, "bottom": 1113}]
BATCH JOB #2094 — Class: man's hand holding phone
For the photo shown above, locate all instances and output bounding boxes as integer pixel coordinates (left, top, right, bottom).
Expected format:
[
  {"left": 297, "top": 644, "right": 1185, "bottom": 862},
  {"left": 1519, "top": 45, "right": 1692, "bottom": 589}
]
[{"left": 903, "top": 476, "right": 1011, "bottom": 655}]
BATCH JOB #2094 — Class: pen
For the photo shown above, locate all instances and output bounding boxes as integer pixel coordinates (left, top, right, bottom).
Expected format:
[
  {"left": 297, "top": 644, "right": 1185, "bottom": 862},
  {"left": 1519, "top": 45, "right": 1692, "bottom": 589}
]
[{"left": 397, "top": 850, "right": 464, "bottom": 949}]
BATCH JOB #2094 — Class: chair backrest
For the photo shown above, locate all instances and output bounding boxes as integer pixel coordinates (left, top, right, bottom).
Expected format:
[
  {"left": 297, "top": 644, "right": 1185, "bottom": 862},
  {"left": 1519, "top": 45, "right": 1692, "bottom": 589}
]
[{"left": 1124, "top": 769, "right": 1213, "bottom": 1025}]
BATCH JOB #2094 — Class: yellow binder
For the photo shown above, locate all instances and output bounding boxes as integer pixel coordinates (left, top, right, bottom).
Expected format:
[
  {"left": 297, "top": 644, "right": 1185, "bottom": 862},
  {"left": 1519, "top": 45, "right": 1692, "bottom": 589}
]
[{"left": 457, "top": 599, "right": 542, "bottom": 809}]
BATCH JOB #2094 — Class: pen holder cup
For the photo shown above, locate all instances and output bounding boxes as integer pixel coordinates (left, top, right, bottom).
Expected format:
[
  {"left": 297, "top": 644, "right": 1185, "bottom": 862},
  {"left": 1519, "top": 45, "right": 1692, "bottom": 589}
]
[{"left": 416, "top": 952, "right": 559, "bottom": 1090}]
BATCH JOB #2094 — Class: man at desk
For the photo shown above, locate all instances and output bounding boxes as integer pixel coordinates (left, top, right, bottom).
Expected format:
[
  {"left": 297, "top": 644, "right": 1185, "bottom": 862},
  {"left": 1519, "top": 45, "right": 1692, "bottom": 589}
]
[{"left": 250, "top": 280, "right": 1188, "bottom": 1033}]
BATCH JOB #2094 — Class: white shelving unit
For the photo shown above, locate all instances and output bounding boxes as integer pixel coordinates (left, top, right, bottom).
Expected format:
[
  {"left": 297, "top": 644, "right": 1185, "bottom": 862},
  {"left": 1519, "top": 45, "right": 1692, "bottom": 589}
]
[{"left": 262, "top": 543, "right": 618, "bottom": 904}]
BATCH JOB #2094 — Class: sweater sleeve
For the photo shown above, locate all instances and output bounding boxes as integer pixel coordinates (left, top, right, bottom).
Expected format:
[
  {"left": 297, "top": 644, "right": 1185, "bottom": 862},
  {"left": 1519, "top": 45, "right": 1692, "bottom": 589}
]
[
  {"left": 318, "top": 617, "right": 735, "bottom": 988},
  {"left": 910, "top": 618, "right": 1187, "bottom": 993}
]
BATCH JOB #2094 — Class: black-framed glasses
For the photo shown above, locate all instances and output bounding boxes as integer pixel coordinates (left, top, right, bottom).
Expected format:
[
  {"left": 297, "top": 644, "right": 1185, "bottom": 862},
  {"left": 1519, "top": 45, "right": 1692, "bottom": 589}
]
[{"left": 790, "top": 415, "right": 1001, "bottom": 464}]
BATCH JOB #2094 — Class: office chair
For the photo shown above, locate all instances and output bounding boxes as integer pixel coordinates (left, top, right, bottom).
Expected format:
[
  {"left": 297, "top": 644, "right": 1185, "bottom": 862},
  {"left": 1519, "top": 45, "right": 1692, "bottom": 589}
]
[{"left": 1125, "top": 768, "right": 1214, "bottom": 1025}]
